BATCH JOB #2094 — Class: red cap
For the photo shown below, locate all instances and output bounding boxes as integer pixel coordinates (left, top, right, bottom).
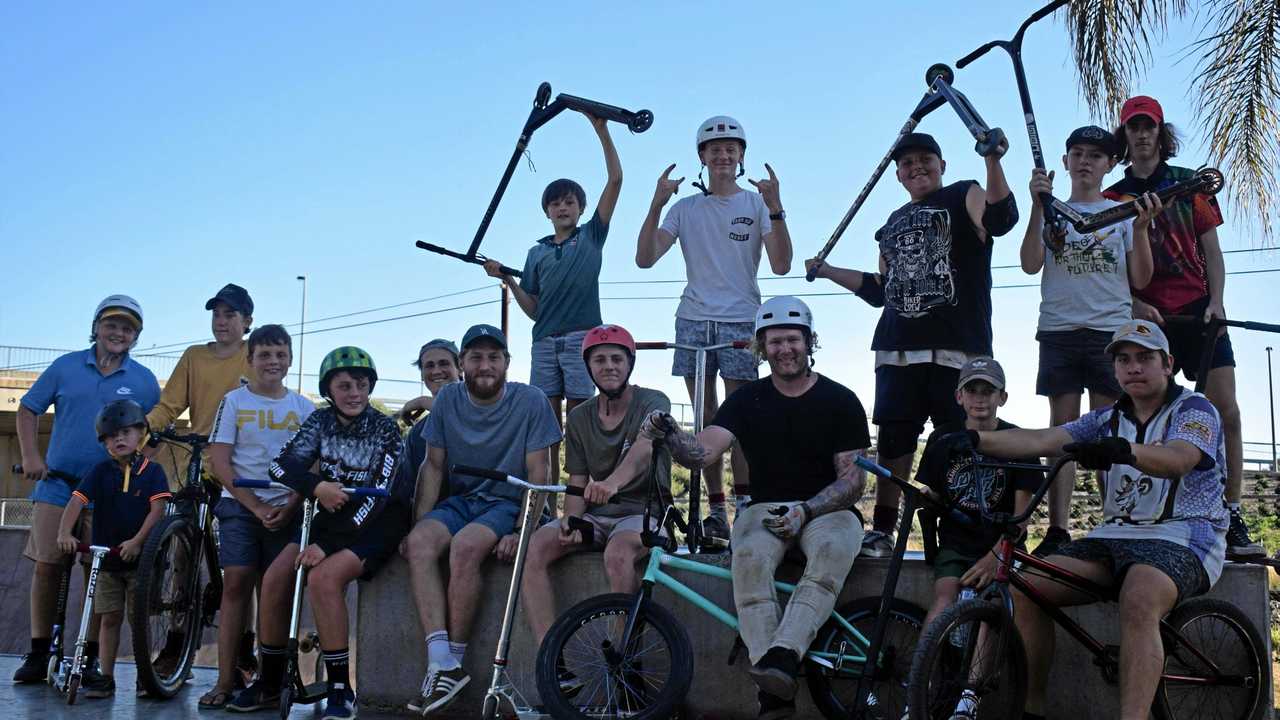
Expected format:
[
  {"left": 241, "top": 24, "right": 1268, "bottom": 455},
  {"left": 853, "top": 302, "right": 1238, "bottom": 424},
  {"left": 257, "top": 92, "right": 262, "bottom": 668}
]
[{"left": 1120, "top": 95, "right": 1164, "bottom": 125}]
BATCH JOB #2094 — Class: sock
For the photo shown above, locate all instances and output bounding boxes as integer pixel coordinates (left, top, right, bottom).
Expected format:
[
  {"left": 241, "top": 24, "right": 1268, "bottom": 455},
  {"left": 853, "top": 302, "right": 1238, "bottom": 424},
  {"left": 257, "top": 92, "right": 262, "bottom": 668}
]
[
  {"left": 323, "top": 648, "right": 350, "bottom": 692},
  {"left": 1228, "top": 501, "right": 1242, "bottom": 512},
  {"left": 426, "top": 631, "right": 453, "bottom": 669},
  {"left": 259, "top": 644, "right": 286, "bottom": 689},
  {"left": 872, "top": 504, "right": 898, "bottom": 535},
  {"left": 708, "top": 493, "right": 727, "bottom": 520},
  {"left": 448, "top": 640, "right": 467, "bottom": 666},
  {"left": 31, "top": 637, "right": 49, "bottom": 655},
  {"left": 84, "top": 640, "right": 99, "bottom": 661}
]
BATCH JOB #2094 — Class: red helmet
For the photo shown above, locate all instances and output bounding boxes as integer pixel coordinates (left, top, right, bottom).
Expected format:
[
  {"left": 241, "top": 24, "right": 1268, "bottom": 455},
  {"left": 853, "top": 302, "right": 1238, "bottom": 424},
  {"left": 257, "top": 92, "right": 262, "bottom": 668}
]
[{"left": 581, "top": 324, "right": 636, "bottom": 363}]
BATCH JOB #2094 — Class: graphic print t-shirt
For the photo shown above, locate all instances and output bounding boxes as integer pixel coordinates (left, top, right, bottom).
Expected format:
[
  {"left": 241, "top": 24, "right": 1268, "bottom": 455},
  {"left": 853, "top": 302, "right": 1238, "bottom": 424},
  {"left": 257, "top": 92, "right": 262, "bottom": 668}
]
[
  {"left": 660, "top": 189, "right": 773, "bottom": 323},
  {"left": 210, "top": 386, "right": 315, "bottom": 505},
  {"left": 871, "top": 181, "right": 993, "bottom": 355},
  {"left": 1038, "top": 199, "right": 1136, "bottom": 332}
]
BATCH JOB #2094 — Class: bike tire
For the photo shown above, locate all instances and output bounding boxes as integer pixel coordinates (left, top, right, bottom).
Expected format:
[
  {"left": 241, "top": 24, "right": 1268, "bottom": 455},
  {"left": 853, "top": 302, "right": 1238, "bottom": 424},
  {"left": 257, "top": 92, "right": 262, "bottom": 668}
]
[
  {"left": 908, "top": 599, "right": 1026, "bottom": 720},
  {"left": 535, "top": 592, "right": 693, "bottom": 720},
  {"left": 132, "top": 514, "right": 204, "bottom": 698},
  {"left": 806, "top": 596, "right": 925, "bottom": 720},
  {"left": 1153, "top": 596, "right": 1266, "bottom": 720}
]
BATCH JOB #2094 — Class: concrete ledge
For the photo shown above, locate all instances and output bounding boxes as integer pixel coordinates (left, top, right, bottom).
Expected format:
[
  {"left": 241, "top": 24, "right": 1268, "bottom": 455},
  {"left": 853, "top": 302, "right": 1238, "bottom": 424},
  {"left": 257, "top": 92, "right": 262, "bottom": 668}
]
[{"left": 357, "top": 552, "right": 1273, "bottom": 718}]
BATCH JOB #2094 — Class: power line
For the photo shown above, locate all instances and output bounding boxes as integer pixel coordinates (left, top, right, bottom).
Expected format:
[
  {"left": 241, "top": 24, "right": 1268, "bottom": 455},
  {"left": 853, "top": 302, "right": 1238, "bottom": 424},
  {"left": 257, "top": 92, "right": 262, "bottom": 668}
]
[{"left": 292, "top": 299, "right": 500, "bottom": 336}]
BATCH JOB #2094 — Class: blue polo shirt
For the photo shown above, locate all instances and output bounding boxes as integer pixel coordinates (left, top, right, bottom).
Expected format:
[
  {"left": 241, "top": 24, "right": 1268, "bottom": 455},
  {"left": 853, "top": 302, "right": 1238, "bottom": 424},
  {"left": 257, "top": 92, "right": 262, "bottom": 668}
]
[
  {"left": 72, "top": 456, "right": 170, "bottom": 556},
  {"left": 519, "top": 211, "right": 608, "bottom": 342},
  {"left": 21, "top": 347, "right": 161, "bottom": 506}
]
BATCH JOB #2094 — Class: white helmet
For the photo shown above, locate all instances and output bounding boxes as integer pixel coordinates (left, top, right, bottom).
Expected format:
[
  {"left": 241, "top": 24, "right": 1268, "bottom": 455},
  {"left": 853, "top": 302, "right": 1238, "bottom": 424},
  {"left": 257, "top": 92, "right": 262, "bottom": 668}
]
[
  {"left": 754, "top": 296, "right": 813, "bottom": 337},
  {"left": 696, "top": 115, "right": 746, "bottom": 151},
  {"left": 93, "top": 294, "right": 144, "bottom": 332}
]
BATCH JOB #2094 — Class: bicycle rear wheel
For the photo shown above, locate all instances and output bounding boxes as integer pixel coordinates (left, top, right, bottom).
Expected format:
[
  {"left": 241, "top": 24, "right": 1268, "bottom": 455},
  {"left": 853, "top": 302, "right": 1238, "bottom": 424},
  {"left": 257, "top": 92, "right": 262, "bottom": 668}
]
[
  {"left": 132, "top": 514, "right": 204, "bottom": 698},
  {"left": 908, "top": 599, "right": 1026, "bottom": 720},
  {"left": 1153, "top": 597, "right": 1265, "bottom": 720},
  {"left": 535, "top": 592, "right": 692, "bottom": 720},
  {"left": 806, "top": 596, "right": 925, "bottom": 720}
]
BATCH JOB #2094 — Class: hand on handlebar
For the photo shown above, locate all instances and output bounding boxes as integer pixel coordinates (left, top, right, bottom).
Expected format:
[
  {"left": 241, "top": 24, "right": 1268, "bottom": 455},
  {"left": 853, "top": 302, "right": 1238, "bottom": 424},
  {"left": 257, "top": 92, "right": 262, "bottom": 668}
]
[
  {"left": 482, "top": 259, "right": 513, "bottom": 281},
  {"left": 1063, "top": 438, "right": 1135, "bottom": 471},
  {"left": 494, "top": 533, "right": 520, "bottom": 563},
  {"left": 932, "top": 430, "right": 981, "bottom": 465},
  {"left": 119, "top": 537, "right": 143, "bottom": 562},
  {"left": 298, "top": 543, "right": 327, "bottom": 569},
  {"left": 558, "top": 517, "right": 584, "bottom": 547},
  {"left": 57, "top": 532, "right": 78, "bottom": 556},
  {"left": 19, "top": 456, "right": 48, "bottom": 482},
  {"left": 639, "top": 410, "right": 677, "bottom": 442},
  {"left": 313, "top": 481, "right": 349, "bottom": 512},
  {"left": 583, "top": 479, "right": 619, "bottom": 505}
]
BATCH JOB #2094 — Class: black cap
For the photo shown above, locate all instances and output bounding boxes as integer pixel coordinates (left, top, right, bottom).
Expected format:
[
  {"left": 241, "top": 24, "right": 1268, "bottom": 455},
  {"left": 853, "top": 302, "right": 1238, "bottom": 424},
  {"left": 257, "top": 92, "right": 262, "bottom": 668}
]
[
  {"left": 892, "top": 133, "right": 942, "bottom": 162},
  {"left": 1065, "top": 125, "right": 1117, "bottom": 156},
  {"left": 461, "top": 324, "right": 508, "bottom": 351},
  {"left": 205, "top": 283, "right": 254, "bottom": 316}
]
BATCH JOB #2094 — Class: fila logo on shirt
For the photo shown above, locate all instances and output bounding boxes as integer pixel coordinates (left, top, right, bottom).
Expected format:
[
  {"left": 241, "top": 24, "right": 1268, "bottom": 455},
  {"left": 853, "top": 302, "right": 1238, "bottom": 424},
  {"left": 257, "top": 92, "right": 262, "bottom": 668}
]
[{"left": 236, "top": 410, "right": 303, "bottom": 431}]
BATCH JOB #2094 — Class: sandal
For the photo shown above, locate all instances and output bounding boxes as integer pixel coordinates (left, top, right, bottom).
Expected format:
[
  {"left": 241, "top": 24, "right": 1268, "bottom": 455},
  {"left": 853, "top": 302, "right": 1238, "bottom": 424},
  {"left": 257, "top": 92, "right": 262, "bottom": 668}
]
[{"left": 198, "top": 689, "right": 234, "bottom": 709}]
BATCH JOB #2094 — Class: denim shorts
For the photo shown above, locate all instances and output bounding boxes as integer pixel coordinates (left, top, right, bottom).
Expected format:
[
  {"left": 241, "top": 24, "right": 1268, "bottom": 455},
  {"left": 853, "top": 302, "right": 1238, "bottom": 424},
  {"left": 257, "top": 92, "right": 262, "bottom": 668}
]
[
  {"left": 1036, "top": 328, "right": 1123, "bottom": 398},
  {"left": 422, "top": 494, "right": 521, "bottom": 538},
  {"left": 671, "top": 318, "right": 758, "bottom": 381},
  {"left": 531, "top": 329, "right": 596, "bottom": 400},
  {"left": 214, "top": 497, "right": 299, "bottom": 570}
]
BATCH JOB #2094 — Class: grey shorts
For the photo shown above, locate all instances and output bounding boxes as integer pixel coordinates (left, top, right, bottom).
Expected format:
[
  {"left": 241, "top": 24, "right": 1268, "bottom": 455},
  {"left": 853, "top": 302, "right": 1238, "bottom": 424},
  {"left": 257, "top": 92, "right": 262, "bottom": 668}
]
[
  {"left": 1052, "top": 537, "right": 1210, "bottom": 605},
  {"left": 578, "top": 512, "right": 665, "bottom": 549},
  {"left": 214, "top": 497, "right": 298, "bottom": 570},
  {"left": 672, "top": 318, "right": 758, "bottom": 381},
  {"left": 531, "top": 329, "right": 596, "bottom": 400}
]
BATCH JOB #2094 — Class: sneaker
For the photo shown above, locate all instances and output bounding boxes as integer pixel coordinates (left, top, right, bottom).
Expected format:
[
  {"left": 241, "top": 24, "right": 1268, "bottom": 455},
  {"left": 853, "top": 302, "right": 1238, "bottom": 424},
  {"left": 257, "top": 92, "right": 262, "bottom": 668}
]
[
  {"left": 859, "top": 530, "right": 894, "bottom": 558},
  {"left": 1227, "top": 508, "right": 1265, "bottom": 558},
  {"left": 701, "top": 515, "right": 731, "bottom": 551},
  {"left": 757, "top": 689, "right": 796, "bottom": 720},
  {"left": 409, "top": 666, "right": 469, "bottom": 715},
  {"left": 747, "top": 647, "right": 799, "bottom": 701},
  {"left": 321, "top": 685, "right": 358, "bottom": 719},
  {"left": 1031, "top": 526, "right": 1072, "bottom": 558},
  {"left": 80, "top": 659, "right": 104, "bottom": 690},
  {"left": 227, "top": 680, "right": 282, "bottom": 713},
  {"left": 83, "top": 673, "right": 115, "bottom": 699},
  {"left": 948, "top": 688, "right": 978, "bottom": 719},
  {"left": 12, "top": 651, "right": 49, "bottom": 683}
]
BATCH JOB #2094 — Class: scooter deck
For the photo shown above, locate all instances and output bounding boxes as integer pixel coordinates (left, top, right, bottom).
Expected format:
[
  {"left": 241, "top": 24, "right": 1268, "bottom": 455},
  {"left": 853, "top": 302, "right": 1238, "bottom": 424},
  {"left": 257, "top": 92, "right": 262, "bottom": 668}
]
[{"left": 293, "top": 681, "right": 328, "bottom": 704}]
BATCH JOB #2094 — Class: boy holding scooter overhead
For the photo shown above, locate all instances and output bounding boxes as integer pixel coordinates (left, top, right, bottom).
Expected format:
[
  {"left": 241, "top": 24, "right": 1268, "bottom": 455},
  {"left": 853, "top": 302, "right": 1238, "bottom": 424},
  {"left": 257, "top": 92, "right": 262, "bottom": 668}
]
[
  {"left": 231, "top": 347, "right": 408, "bottom": 720},
  {"left": 56, "top": 399, "right": 171, "bottom": 699}
]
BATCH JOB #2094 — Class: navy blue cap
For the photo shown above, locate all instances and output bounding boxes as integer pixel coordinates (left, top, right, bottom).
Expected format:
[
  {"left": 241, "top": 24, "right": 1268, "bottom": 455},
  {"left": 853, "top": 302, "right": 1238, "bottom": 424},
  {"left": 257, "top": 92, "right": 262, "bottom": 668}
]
[
  {"left": 461, "top": 324, "right": 507, "bottom": 351},
  {"left": 892, "top": 133, "right": 942, "bottom": 162},
  {"left": 205, "top": 283, "right": 254, "bottom": 315}
]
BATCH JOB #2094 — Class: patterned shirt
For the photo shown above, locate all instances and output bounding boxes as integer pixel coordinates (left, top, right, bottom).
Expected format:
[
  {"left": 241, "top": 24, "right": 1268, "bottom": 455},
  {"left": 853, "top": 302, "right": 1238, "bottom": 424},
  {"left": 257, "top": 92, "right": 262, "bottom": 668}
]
[{"left": 1064, "top": 382, "right": 1228, "bottom": 583}]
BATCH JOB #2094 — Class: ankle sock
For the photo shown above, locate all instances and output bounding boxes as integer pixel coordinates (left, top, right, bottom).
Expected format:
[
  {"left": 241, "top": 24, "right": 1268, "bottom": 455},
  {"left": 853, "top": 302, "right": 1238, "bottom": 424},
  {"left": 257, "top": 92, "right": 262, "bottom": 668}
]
[
  {"left": 872, "top": 504, "right": 898, "bottom": 535},
  {"left": 426, "top": 631, "right": 453, "bottom": 669},
  {"left": 448, "top": 640, "right": 467, "bottom": 667}
]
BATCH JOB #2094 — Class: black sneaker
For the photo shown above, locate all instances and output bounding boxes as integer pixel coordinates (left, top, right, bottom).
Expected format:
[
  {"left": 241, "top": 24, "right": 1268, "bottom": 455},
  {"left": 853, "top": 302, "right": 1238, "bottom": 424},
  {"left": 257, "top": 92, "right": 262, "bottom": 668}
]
[
  {"left": 83, "top": 673, "right": 115, "bottom": 699},
  {"left": 411, "top": 666, "right": 469, "bottom": 715},
  {"left": 11, "top": 651, "right": 49, "bottom": 684},
  {"left": 1227, "top": 508, "right": 1265, "bottom": 558},
  {"left": 227, "top": 680, "right": 282, "bottom": 713},
  {"left": 700, "top": 515, "right": 730, "bottom": 552},
  {"left": 80, "top": 658, "right": 104, "bottom": 690},
  {"left": 1031, "top": 526, "right": 1072, "bottom": 558},
  {"left": 757, "top": 689, "right": 796, "bottom": 720},
  {"left": 748, "top": 647, "right": 799, "bottom": 701}
]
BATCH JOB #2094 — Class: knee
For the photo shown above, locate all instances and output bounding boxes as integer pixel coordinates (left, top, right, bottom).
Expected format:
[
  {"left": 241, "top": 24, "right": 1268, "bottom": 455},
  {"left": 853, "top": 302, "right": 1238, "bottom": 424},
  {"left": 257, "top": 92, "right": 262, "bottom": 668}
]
[
  {"left": 603, "top": 547, "right": 639, "bottom": 583},
  {"left": 449, "top": 538, "right": 488, "bottom": 572},
  {"left": 222, "top": 569, "right": 253, "bottom": 598},
  {"left": 99, "top": 611, "right": 122, "bottom": 630},
  {"left": 405, "top": 528, "right": 446, "bottom": 566},
  {"left": 1118, "top": 590, "right": 1168, "bottom": 626},
  {"left": 524, "top": 532, "right": 558, "bottom": 571},
  {"left": 307, "top": 567, "right": 342, "bottom": 600}
]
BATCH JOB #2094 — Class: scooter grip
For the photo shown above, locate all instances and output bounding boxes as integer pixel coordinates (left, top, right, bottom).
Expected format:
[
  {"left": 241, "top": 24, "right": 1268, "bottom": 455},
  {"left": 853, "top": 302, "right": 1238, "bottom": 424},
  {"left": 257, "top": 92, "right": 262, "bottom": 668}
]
[
  {"left": 566, "top": 516, "right": 596, "bottom": 546},
  {"left": 450, "top": 464, "right": 509, "bottom": 483},
  {"left": 634, "top": 341, "right": 670, "bottom": 350},
  {"left": 564, "top": 485, "right": 585, "bottom": 497},
  {"left": 975, "top": 127, "right": 1007, "bottom": 157},
  {"left": 854, "top": 455, "right": 892, "bottom": 478},
  {"left": 347, "top": 487, "right": 390, "bottom": 498}
]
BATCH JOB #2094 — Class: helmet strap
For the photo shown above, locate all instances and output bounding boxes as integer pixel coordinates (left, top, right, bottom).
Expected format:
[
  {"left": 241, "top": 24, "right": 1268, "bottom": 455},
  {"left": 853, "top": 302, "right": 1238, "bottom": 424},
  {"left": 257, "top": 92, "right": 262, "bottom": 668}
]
[
  {"left": 737, "top": 162, "right": 745, "bottom": 178},
  {"left": 693, "top": 164, "right": 710, "bottom": 196}
]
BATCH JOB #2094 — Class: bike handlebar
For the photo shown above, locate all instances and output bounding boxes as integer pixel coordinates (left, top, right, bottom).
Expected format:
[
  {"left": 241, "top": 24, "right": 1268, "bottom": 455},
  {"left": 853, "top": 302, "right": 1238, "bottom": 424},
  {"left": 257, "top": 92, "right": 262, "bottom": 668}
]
[
  {"left": 11, "top": 465, "right": 80, "bottom": 484},
  {"left": 232, "top": 480, "right": 389, "bottom": 498},
  {"left": 148, "top": 428, "right": 210, "bottom": 448},
  {"left": 449, "top": 465, "right": 582, "bottom": 496}
]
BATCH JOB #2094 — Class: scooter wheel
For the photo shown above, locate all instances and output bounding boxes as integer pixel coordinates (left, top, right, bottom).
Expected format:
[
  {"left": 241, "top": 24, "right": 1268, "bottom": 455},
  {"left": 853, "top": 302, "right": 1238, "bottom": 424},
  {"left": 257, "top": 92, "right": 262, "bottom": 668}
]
[
  {"left": 925, "top": 63, "right": 955, "bottom": 87},
  {"left": 628, "top": 109, "right": 654, "bottom": 133},
  {"left": 534, "top": 82, "right": 552, "bottom": 109},
  {"left": 46, "top": 655, "right": 59, "bottom": 687}
]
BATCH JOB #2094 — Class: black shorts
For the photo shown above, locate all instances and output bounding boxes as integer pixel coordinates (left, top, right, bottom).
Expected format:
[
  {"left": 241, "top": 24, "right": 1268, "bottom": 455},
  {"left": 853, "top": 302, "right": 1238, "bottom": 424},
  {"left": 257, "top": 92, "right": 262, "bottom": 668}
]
[
  {"left": 294, "top": 503, "right": 412, "bottom": 580},
  {"left": 873, "top": 363, "right": 966, "bottom": 459},
  {"left": 1035, "top": 328, "right": 1122, "bottom": 398},
  {"left": 1052, "top": 537, "right": 1210, "bottom": 605},
  {"left": 1163, "top": 296, "right": 1236, "bottom": 382}
]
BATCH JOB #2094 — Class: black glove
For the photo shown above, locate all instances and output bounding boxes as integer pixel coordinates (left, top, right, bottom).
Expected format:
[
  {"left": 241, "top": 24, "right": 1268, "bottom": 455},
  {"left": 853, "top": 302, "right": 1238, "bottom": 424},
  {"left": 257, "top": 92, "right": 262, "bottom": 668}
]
[
  {"left": 1064, "top": 438, "right": 1136, "bottom": 471},
  {"left": 937, "top": 430, "right": 980, "bottom": 458}
]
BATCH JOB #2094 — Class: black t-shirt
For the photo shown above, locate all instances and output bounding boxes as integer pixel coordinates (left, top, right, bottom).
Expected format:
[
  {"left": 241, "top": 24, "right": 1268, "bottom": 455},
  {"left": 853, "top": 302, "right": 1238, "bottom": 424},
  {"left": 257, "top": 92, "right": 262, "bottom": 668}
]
[
  {"left": 871, "top": 180, "right": 993, "bottom": 355},
  {"left": 916, "top": 419, "right": 1042, "bottom": 556},
  {"left": 712, "top": 375, "right": 871, "bottom": 504}
]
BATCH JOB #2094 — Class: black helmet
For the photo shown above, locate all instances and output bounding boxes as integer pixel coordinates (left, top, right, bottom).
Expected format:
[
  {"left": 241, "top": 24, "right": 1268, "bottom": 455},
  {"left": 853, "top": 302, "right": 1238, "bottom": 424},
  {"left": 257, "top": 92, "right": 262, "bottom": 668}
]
[{"left": 95, "top": 399, "right": 148, "bottom": 440}]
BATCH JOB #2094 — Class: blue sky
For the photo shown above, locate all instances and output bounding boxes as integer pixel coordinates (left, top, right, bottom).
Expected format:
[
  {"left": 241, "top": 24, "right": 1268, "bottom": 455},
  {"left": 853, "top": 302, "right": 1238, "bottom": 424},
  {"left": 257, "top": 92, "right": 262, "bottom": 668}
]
[{"left": 3, "top": 2, "right": 1277, "bottom": 454}]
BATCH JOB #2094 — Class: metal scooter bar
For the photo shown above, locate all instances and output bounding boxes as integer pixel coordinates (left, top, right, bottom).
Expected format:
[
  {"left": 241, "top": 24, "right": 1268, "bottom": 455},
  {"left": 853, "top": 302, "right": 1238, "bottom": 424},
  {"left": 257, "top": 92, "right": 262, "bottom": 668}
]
[
  {"left": 448, "top": 464, "right": 582, "bottom": 496},
  {"left": 232, "top": 479, "right": 390, "bottom": 497},
  {"left": 1163, "top": 315, "right": 1280, "bottom": 394},
  {"left": 929, "top": 77, "right": 1007, "bottom": 157},
  {"left": 416, "top": 241, "right": 523, "bottom": 278}
]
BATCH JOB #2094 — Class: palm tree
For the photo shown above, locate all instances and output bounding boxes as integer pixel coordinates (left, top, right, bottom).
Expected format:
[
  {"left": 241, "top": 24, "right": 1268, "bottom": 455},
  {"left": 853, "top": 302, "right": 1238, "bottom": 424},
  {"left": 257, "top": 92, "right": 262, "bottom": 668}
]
[{"left": 1064, "top": 0, "right": 1280, "bottom": 244}]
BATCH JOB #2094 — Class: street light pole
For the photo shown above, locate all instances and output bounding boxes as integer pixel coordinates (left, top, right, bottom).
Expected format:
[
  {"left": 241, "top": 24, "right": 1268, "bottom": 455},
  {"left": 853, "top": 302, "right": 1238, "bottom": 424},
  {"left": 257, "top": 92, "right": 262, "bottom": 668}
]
[
  {"left": 1267, "top": 346, "right": 1276, "bottom": 471},
  {"left": 297, "top": 275, "right": 307, "bottom": 394}
]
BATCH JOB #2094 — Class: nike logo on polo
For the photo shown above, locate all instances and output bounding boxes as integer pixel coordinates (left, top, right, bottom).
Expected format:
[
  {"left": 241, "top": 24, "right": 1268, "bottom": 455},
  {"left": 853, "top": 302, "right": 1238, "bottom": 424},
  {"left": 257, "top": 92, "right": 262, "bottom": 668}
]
[{"left": 116, "top": 387, "right": 134, "bottom": 395}]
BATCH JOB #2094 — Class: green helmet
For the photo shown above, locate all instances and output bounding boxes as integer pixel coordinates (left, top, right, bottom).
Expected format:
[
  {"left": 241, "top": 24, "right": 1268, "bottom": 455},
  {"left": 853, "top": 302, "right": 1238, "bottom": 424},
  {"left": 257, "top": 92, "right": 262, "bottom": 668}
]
[{"left": 319, "top": 346, "right": 378, "bottom": 398}]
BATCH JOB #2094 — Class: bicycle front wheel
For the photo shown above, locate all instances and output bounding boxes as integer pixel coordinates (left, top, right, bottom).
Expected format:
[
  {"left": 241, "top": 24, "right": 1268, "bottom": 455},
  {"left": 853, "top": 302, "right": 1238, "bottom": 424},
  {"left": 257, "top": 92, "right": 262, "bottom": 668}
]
[
  {"left": 132, "top": 514, "right": 204, "bottom": 698},
  {"left": 908, "top": 599, "right": 1026, "bottom": 720},
  {"left": 535, "top": 592, "right": 693, "bottom": 720},
  {"left": 806, "top": 596, "right": 925, "bottom": 720},
  {"left": 1154, "top": 597, "right": 1265, "bottom": 720}
]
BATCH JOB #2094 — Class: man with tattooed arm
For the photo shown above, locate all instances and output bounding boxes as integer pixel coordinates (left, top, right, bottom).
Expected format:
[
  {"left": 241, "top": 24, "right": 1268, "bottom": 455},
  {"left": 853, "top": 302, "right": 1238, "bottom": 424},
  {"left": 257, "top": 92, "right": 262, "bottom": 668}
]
[{"left": 641, "top": 296, "right": 871, "bottom": 720}]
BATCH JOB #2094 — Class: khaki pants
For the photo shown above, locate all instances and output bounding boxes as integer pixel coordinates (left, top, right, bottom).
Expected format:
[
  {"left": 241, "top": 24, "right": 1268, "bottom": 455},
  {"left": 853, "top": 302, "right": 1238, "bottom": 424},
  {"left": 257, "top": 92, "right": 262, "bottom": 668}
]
[
  {"left": 23, "top": 501, "right": 91, "bottom": 564},
  {"left": 731, "top": 502, "right": 861, "bottom": 664}
]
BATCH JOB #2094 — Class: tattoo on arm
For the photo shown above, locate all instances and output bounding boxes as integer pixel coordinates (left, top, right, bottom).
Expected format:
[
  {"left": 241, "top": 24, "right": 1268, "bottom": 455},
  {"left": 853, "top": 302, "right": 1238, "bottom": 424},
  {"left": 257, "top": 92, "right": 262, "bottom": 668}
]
[
  {"left": 805, "top": 450, "right": 866, "bottom": 518},
  {"left": 667, "top": 429, "right": 710, "bottom": 469}
]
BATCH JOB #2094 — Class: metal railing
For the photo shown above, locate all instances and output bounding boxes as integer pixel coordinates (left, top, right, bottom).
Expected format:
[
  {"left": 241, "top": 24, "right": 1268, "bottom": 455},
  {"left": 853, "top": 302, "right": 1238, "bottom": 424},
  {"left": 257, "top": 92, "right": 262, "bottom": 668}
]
[{"left": 0, "top": 498, "right": 34, "bottom": 528}]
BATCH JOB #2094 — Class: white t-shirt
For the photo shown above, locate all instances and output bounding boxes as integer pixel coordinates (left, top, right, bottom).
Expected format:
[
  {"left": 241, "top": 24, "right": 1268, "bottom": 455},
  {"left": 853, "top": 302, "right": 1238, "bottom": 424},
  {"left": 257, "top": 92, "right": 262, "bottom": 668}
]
[
  {"left": 1038, "top": 199, "right": 1136, "bottom": 333},
  {"left": 210, "top": 386, "right": 315, "bottom": 505},
  {"left": 660, "top": 189, "right": 773, "bottom": 322}
]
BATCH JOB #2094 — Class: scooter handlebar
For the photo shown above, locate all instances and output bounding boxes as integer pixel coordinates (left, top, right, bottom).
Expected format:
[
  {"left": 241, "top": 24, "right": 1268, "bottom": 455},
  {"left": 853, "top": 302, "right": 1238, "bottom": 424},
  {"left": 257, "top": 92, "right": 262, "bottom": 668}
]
[
  {"left": 233, "top": 479, "right": 390, "bottom": 498},
  {"left": 450, "top": 464, "right": 582, "bottom": 496},
  {"left": 956, "top": 40, "right": 1001, "bottom": 68},
  {"left": 557, "top": 93, "right": 654, "bottom": 133}
]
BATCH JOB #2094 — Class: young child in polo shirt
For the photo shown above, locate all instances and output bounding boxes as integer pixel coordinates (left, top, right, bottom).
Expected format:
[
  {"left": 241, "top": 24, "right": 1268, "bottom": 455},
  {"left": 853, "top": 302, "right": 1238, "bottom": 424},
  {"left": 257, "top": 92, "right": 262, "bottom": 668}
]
[
  {"left": 1020, "top": 126, "right": 1157, "bottom": 555},
  {"left": 56, "top": 399, "right": 171, "bottom": 699},
  {"left": 482, "top": 110, "right": 622, "bottom": 487},
  {"left": 205, "top": 325, "right": 314, "bottom": 709}
]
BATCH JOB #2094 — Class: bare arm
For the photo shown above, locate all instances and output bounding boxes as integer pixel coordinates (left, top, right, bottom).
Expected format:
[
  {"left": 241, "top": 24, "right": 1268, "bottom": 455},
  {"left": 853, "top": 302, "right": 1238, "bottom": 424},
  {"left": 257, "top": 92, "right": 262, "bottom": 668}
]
[
  {"left": 976, "top": 426, "right": 1073, "bottom": 460},
  {"left": 1020, "top": 169, "right": 1051, "bottom": 273},
  {"left": 515, "top": 447, "right": 552, "bottom": 532},
  {"left": 564, "top": 473, "right": 589, "bottom": 518},
  {"left": 803, "top": 449, "right": 868, "bottom": 517},
  {"left": 56, "top": 494, "right": 87, "bottom": 545},
  {"left": 666, "top": 425, "right": 735, "bottom": 470},
  {"left": 637, "top": 165, "right": 682, "bottom": 268},
  {"left": 210, "top": 442, "right": 269, "bottom": 512},
  {"left": 591, "top": 117, "right": 623, "bottom": 224},
  {"left": 1127, "top": 219, "right": 1154, "bottom": 289},
  {"left": 414, "top": 445, "right": 447, "bottom": 519},
  {"left": 16, "top": 406, "right": 46, "bottom": 480}
]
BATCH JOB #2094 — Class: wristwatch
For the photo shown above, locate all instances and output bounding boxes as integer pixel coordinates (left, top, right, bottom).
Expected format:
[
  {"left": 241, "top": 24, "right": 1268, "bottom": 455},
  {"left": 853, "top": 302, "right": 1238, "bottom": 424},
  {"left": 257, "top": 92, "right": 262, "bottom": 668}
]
[{"left": 769, "top": 210, "right": 786, "bottom": 221}]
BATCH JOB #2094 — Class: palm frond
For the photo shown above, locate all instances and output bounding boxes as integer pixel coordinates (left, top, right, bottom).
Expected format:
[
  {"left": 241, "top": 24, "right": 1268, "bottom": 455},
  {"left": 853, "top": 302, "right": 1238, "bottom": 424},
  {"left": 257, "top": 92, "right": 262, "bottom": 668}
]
[
  {"left": 1065, "top": 0, "right": 1190, "bottom": 120},
  {"left": 1190, "top": 0, "right": 1280, "bottom": 244}
]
